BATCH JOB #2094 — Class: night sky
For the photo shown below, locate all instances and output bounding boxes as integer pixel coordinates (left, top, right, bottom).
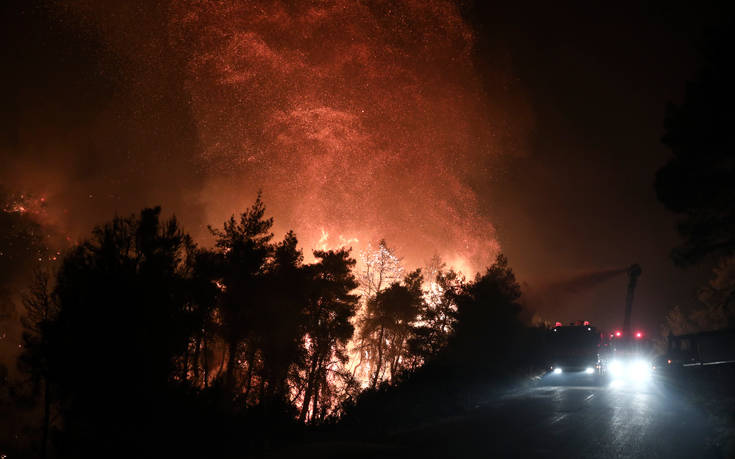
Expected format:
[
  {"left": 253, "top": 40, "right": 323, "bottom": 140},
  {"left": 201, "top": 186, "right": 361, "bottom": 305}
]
[{"left": 1, "top": 0, "right": 728, "bottom": 333}]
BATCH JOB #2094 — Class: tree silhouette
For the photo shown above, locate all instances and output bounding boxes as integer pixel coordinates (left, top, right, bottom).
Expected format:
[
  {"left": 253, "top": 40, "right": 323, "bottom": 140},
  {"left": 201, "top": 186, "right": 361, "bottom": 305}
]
[
  {"left": 258, "top": 231, "right": 306, "bottom": 407},
  {"left": 697, "top": 255, "right": 735, "bottom": 328},
  {"left": 358, "top": 239, "right": 404, "bottom": 298},
  {"left": 359, "top": 269, "right": 424, "bottom": 388},
  {"left": 409, "top": 261, "right": 462, "bottom": 362},
  {"left": 447, "top": 254, "right": 522, "bottom": 373},
  {"left": 352, "top": 240, "right": 404, "bottom": 382},
  {"left": 181, "top": 247, "right": 218, "bottom": 388},
  {"left": 45, "top": 207, "right": 194, "bottom": 457},
  {"left": 5, "top": 191, "right": 554, "bottom": 458},
  {"left": 17, "top": 269, "right": 58, "bottom": 459},
  {"left": 338, "top": 254, "right": 534, "bottom": 435},
  {"left": 655, "top": 28, "right": 735, "bottom": 266},
  {"left": 208, "top": 193, "right": 274, "bottom": 395},
  {"left": 299, "top": 248, "right": 359, "bottom": 422}
]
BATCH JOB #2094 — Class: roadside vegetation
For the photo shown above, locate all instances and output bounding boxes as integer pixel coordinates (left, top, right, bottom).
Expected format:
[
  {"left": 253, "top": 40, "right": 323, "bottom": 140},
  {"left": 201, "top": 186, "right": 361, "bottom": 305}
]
[{"left": 1, "top": 192, "right": 548, "bottom": 459}]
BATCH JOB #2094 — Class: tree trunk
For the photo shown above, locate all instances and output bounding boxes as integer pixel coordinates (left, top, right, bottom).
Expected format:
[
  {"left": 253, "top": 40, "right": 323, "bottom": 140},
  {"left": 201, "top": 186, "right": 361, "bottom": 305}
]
[
  {"left": 224, "top": 340, "right": 238, "bottom": 390},
  {"left": 311, "top": 374, "right": 320, "bottom": 424},
  {"left": 192, "top": 333, "right": 202, "bottom": 386},
  {"left": 371, "top": 325, "right": 385, "bottom": 389},
  {"left": 202, "top": 336, "right": 210, "bottom": 388},
  {"left": 299, "top": 353, "right": 321, "bottom": 423},
  {"left": 389, "top": 332, "right": 405, "bottom": 380}
]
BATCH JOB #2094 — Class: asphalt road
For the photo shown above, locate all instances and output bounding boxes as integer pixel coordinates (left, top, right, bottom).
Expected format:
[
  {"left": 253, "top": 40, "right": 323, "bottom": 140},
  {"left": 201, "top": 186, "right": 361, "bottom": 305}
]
[
  {"left": 388, "top": 375, "right": 722, "bottom": 458},
  {"left": 278, "top": 374, "right": 727, "bottom": 459}
]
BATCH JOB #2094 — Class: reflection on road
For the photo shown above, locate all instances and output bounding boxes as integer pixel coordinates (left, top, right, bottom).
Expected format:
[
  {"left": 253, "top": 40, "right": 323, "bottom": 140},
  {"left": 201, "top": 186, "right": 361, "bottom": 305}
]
[
  {"left": 505, "top": 373, "right": 716, "bottom": 458},
  {"left": 391, "top": 374, "right": 719, "bottom": 458}
]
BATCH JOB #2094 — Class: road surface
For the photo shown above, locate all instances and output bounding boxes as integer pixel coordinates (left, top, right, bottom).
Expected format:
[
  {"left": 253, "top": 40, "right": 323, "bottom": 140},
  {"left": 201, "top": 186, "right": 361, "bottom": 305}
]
[
  {"left": 276, "top": 374, "right": 727, "bottom": 458},
  {"left": 389, "top": 376, "right": 721, "bottom": 458}
]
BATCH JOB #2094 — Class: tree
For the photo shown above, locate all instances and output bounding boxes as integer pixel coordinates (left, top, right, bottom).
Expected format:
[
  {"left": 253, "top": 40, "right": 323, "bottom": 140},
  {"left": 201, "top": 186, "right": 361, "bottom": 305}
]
[
  {"left": 358, "top": 270, "right": 424, "bottom": 388},
  {"left": 208, "top": 193, "right": 274, "bottom": 394},
  {"left": 17, "top": 269, "right": 58, "bottom": 459},
  {"left": 352, "top": 240, "right": 404, "bottom": 381},
  {"left": 655, "top": 28, "right": 735, "bottom": 266},
  {"left": 409, "top": 258, "right": 462, "bottom": 362},
  {"left": 176, "top": 245, "right": 220, "bottom": 388},
  {"left": 46, "top": 207, "right": 194, "bottom": 456},
  {"left": 697, "top": 255, "right": 735, "bottom": 328},
  {"left": 258, "top": 231, "right": 307, "bottom": 406},
  {"left": 446, "top": 254, "right": 522, "bottom": 372},
  {"left": 358, "top": 239, "right": 404, "bottom": 297},
  {"left": 660, "top": 305, "right": 695, "bottom": 339},
  {"left": 661, "top": 256, "right": 735, "bottom": 337},
  {"left": 298, "top": 249, "right": 359, "bottom": 423}
]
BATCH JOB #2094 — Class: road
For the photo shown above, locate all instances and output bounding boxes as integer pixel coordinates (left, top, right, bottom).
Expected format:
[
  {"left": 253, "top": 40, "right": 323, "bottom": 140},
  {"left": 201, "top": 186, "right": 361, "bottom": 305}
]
[
  {"left": 276, "top": 374, "right": 727, "bottom": 458},
  {"left": 388, "top": 375, "right": 722, "bottom": 458}
]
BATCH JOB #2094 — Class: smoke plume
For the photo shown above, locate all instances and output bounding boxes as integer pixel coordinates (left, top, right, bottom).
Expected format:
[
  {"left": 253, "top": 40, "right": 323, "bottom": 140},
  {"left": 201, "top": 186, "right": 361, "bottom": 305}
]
[
  {"left": 2, "top": 0, "right": 534, "bottom": 274},
  {"left": 522, "top": 267, "right": 629, "bottom": 324}
]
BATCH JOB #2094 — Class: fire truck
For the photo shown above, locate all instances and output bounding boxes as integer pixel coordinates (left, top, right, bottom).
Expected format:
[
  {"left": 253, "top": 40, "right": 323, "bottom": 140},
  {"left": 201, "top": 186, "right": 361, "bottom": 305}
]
[
  {"left": 547, "top": 264, "right": 656, "bottom": 383},
  {"left": 603, "top": 264, "right": 656, "bottom": 383},
  {"left": 606, "top": 327, "right": 654, "bottom": 382},
  {"left": 547, "top": 320, "right": 604, "bottom": 378}
]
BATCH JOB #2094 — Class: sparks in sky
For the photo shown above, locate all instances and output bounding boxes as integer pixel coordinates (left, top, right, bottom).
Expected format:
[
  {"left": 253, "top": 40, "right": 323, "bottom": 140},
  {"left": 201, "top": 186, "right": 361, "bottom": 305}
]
[
  {"left": 167, "top": 0, "right": 505, "bottom": 271},
  {"left": 7, "top": 0, "right": 534, "bottom": 274}
]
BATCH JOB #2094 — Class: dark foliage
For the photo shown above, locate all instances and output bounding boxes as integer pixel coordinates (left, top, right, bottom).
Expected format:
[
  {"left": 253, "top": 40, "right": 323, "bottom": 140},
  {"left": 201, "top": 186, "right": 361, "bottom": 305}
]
[
  {"left": 447, "top": 254, "right": 523, "bottom": 374},
  {"left": 339, "top": 255, "right": 547, "bottom": 434},
  {"left": 10, "top": 199, "right": 369, "bottom": 457},
  {"left": 360, "top": 270, "right": 424, "bottom": 388},
  {"left": 408, "top": 267, "right": 461, "bottom": 363},
  {"left": 45, "top": 207, "right": 196, "bottom": 457},
  {"left": 655, "top": 26, "right": 735, "bottom": 265},
  {"left": 10, "top": 198, "right": 546, "bottom": 457},
  {"left": 299, "top": 249, "right": 359, "bottom": 423}
]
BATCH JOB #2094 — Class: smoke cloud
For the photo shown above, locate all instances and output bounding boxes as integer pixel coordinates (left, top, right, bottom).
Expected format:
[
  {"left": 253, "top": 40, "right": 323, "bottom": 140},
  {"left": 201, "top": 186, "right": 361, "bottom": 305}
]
[
  {"left": 522, "top": 267, "right": 629, "bottom": 324},
  {"left": 1, "top": 0, "right": 533, "bottom": 273}
]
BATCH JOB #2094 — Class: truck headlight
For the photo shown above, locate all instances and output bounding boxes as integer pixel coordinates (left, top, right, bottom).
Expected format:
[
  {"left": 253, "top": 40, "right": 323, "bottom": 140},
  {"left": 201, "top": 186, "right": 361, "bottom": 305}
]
[
  {"left": 630, "top": 360, "right": 652, "bottom": 381},
  {"left": 609, "top": 360, "right": 623, "bottom": 376}
]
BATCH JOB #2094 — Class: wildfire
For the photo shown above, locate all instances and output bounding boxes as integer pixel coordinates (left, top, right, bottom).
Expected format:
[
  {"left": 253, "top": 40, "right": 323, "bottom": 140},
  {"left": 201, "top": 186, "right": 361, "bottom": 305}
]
[
  {"left": 2, "top": 193, "right": 47, "bottom": 216},
  {"left": 315, "top": 228, "right": 359, "bottom": 253}
]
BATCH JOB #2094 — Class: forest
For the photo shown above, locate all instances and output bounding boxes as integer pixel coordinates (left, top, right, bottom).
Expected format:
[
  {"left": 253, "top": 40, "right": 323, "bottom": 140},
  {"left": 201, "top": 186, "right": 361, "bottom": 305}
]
[{"left": 2, "top": 193, "right": 543, "bottom": 458}]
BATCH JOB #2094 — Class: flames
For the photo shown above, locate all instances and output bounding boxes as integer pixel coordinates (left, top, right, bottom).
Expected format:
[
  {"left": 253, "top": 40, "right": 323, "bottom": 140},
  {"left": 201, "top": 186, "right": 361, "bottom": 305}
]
[{"left": 315, "top": 229, "right": 359, "bottom": 253}]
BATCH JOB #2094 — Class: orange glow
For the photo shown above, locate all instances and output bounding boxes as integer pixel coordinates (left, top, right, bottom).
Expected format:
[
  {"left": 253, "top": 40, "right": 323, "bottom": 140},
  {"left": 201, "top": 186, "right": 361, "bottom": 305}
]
[{"left": 169, "top": 0, "right": 522, "bottom": 274}]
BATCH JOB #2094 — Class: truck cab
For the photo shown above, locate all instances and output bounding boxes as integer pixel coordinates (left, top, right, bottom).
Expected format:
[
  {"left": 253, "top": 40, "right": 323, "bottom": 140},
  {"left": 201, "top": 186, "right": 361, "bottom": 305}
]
[{"left": 547, "top": 321, "right": 603, "bottom": 377}]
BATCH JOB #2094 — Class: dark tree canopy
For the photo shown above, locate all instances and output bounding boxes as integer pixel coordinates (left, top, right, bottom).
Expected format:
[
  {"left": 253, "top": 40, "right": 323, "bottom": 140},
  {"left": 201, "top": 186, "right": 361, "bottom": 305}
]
[
  {"left": 9, "top": 193, "right": 542, "bottom": 458},
  {"left": 409, "top": 266, "right": 461, "bottom": 361},
  {"left": 447, "top": 254, "right": 523, "bottom": 371},
  {"left": 655, "top": 28, "right": 735, "bottom": 265},
  {"left": 299, "top": 248, "right": 359, "bottom": 423},
  {"left": 47, "top": 207, "right": 195, "bottom": 456}
]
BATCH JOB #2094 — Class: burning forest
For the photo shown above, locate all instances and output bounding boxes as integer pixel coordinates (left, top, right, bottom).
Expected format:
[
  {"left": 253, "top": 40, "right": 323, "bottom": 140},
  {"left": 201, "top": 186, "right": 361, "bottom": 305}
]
[
  {"left": 3, "top": 0, "right": 735, "bottom": 457},
  {"left": 3, "top": 194, "right": 530, "bottom": 457}
]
